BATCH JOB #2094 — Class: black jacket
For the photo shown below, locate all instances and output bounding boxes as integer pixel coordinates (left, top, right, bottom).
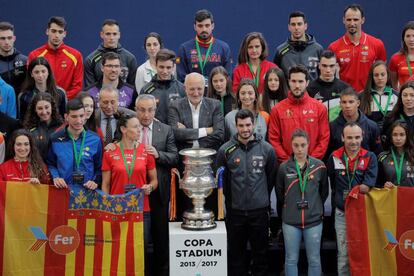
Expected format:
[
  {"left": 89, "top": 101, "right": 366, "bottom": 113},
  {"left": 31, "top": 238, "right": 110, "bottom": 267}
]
[
  {"left": 276, "top": 156, "right": 328, "bottom": 229},
  {"left": 141, "top": 75, "right": 185, "bottom": 124},
  {"left": 0, "top": 48, "right": 27, "bottom": 94},
  {"left": 216, "top": 134, "right": 277, "bottom": 211},
  {"left": 328, "top": 110, "right": 382, "bottom": 158},
  {"left": 84, "top": 43, "right": 137, "bottom": 87},
  {"left": 29, "top": 121, "right": 62, "bottom": 161}
]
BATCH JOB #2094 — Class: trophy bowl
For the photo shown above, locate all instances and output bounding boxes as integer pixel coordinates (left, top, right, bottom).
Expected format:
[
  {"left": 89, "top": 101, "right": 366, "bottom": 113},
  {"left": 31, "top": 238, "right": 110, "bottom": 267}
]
[{"left": 178, "top": 148, "right": 217, "bottom": 230}]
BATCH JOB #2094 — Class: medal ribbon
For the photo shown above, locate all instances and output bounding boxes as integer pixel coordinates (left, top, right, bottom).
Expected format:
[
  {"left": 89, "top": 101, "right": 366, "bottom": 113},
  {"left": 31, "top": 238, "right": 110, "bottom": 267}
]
[
  {"left": 195, "top": 39, "right": 213, "bottom": 75},
  {"left": 68, "top": 130, "right": 86, "bottom": 170},
  {"left": 372, "top": 87, "right": 393, "bottom": 117},
  {"left": 391, "top": 148, "right": 405, "bottom": 185},
  {"left": 343, "top": 153, "right": 359, "bottom": 190},
  {"left": 248, "top": 62, "right": 261, "bottom": 88},
  {"left": 294, "top": 158, "right": 309, "bottom": 197},
  {"left": 120, "top": 142, "right": 137, "bottom": 182},
  {"left": 406, "top": 54, "right": 413, "bottom": 77}
]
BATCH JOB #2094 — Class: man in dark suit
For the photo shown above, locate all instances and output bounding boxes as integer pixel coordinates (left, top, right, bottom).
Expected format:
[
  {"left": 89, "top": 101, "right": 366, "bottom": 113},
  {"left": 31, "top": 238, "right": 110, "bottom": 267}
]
[
  {"left": 168, "top": 72, "right": 224, "bottom": 220},
  {"left": 136, "top": 94, "right": 178, "bottom": 276},
  {"left": 168, "top": 72, "right": 224, "bottom": 151},
  {"left": 94, "top": 85, "right": 135, "bottom": 144}
]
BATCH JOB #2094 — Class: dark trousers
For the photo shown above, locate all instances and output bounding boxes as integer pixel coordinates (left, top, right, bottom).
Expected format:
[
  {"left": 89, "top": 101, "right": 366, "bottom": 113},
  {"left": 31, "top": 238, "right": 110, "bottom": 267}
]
[
  {"left": 226, "top": 208, "right": 269, "bottom": 276},
  {"left": 149, "top": 190, "right": 170, "bottom": 276}
]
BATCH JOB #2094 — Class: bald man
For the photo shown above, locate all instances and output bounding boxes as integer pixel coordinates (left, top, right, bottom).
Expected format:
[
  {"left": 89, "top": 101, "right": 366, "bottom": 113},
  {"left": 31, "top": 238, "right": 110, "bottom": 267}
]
[
  {"left": 168, "top": 72, "right": 224, "bottom": 218},
  {"left": 168, "top": 72, "right": 224, "bottom": 151}
]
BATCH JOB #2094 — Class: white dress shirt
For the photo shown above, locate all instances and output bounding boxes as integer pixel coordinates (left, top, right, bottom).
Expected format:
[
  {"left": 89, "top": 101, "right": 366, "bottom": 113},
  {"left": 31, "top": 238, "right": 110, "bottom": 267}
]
[{"left": 188, "top": 100, "right": 207, "bottom": 148}]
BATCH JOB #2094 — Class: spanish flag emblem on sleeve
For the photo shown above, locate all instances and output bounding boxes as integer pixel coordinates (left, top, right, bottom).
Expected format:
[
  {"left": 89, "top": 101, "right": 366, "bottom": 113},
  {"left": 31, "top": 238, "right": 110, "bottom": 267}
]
[
  {"left": 0, "top": 181, "right": 145, "bottom": 276},
  {"left": 346, "top": 186, "right": 414, "bottom": 276}
]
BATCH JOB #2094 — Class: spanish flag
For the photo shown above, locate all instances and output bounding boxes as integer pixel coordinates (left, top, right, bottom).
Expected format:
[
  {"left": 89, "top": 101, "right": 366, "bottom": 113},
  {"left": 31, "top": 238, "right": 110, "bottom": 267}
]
[
  {"left": 0, "top": 181, "right": 145, "bottom": 276},
  {"left": 346, "top": 186, "right": 414, "bottom": 276}
]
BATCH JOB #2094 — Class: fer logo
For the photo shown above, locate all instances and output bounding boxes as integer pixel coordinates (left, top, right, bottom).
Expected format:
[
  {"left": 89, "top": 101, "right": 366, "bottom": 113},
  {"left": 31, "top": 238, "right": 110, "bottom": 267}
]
[
  {"left": 385, "top": 229, "right": 414, "bottom": 260},
  {"left": 29, "top": 225, "right": 80, "bottom": 255}
]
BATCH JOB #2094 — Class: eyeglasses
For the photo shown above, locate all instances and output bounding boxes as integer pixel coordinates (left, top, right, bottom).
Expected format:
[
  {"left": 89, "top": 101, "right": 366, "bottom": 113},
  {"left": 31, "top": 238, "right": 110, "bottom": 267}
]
[{"left": 104, "top": 64, "right": 121, "bottom": 69}]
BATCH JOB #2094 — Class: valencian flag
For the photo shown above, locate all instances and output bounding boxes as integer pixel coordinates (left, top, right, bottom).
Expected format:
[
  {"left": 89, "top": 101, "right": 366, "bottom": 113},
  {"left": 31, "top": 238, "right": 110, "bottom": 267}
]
[
  {"left": 0, "top": 181, "right": 144, "bottom": 276},
  {"left": 345, "top": 186, "right": 414, "bottom": 276}
]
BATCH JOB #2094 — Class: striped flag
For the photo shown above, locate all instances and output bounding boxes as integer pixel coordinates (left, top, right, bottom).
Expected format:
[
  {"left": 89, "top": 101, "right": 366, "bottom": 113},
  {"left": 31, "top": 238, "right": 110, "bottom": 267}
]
[
  {"left": 0, "top": 181, "right": 145, "bottom": 276},
  {"left": 346, "top": 186, "right": 414, "bottom": 276}
]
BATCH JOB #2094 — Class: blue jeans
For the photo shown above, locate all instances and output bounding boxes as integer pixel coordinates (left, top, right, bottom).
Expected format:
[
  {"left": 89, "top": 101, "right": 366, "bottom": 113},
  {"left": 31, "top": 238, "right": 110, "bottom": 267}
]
[
  {"left": 335, "top": 208, "right": 349, "bottom": 276},
  {"left": 282, "top": 222, "right": 322, "bottom": 276}
]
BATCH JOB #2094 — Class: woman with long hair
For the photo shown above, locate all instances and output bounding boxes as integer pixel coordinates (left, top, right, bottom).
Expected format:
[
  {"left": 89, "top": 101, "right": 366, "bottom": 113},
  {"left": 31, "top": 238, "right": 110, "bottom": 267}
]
[
  {"left": 76, "top": 92, "right": 98, "bottom": 133},
  {"left": 135, "top": 32, "right": 164, "bottom": 93},
  {"left": 207, "top": 66, "right": 235, "bottom": 116},
  {"left": 19, "top": 57, "right": 67, "bottom": 119},
  {"left": 360, "top": 61, "right": 398, "bottom": 131},
  {"left": 276, "top": 129, "right": 328, "bottom": 276},
  {"left": 384, "top": 80, "right": 414, "bottom": 136},
  {"left": 259, "top": 67, "right": 288, "bottom": 113},
  {"left": 389, "top": 21, "right": 414, "bottom": 90},
  {"left": 232, "top": 32, "right": 277, "bottom": 93},
  {"left": 23, "top": 92, "right": 63, "bottom": 161},
  {"left": 0, "top": 129, "right": 50, "bottom": 184},
  {"left": 102, "top": 114, "right": 158, "bottom": 252},
  {"left": 224, "top": 78, "right": 268, "bottom": 141},
  {"left": 378, "top": 120, "right": 414, "bottom": 187}
]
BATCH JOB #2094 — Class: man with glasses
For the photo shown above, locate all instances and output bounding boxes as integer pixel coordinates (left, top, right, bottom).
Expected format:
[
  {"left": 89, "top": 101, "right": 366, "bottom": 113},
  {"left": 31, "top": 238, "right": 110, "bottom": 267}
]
[
  {"left": 86, "top": 52, "right": 136, "bottom": 110},
  {"left": 28, "top": 16, "right": 83, "bottom": 99}
]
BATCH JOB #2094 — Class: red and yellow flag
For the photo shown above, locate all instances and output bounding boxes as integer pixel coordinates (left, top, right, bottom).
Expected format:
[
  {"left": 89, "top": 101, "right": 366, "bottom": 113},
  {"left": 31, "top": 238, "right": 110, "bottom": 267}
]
[
  {"left": 346, "top": 186, "right": 414, "bottom": 276},
  {"left": 0, "top": 181, "right": 144, "bottom": 276}
]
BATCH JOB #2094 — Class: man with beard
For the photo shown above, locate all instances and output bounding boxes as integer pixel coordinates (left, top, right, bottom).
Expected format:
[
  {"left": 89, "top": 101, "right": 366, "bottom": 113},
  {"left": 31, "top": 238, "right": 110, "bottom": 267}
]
[
  {"left": 216, "top": 109, "right": 277, "bottom": 276},
  {"left": 86, "top": 52, "right": 136, "bottom": 109},
  {"left": 268, "top": 65, "right": 329, "bottom": 163},
  {"left": 273, "top": 11, "right": 323, "bottom": 81},
  {"left": 327, "top": 122, "right": 377, "bottom": 276},
  {"left": 84, "top": 19, "right": 137, "bottom": 88},
  {"left": 176, "top": 9, "right": 232, "bottom": 85},
  {"left": 28, "top": 16, "right": 83, "bottom": 100},
  {"left": 328, "top": 4, "right": 386, "bottom": 91},
  {"left": 0, "top": 22, "right": 27, "bottom": 95},
  {"left": 328, "top": 88, "right": 382, "bottom": 157}
]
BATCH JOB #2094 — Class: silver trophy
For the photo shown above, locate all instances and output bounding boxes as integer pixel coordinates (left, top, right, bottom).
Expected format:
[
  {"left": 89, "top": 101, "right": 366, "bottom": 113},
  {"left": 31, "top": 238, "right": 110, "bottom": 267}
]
[{"left": 174, "top": 148, "right": 217, "bottom": 230}]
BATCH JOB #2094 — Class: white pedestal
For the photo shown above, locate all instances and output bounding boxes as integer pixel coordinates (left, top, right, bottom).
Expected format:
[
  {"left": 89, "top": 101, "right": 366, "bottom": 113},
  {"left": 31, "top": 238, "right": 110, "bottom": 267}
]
[{"left": 169, "top": 221, "right": 227, "bottom": 276}]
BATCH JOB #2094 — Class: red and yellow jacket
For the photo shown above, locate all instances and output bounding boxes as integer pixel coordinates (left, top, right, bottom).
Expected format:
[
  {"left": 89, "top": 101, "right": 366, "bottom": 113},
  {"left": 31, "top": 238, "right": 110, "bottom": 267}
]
[
  {"left": 28, "top": 42, "right": 83, "bottom": 99},
  {"left": 268, "top": 91, "right": 330, "bottom": 163}
]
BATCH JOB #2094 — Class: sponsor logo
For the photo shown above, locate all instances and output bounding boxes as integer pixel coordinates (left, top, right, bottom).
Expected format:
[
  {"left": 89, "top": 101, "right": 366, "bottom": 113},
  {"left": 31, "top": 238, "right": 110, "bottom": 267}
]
[
  {"left": 384, "top": 229, "right": 414, "bottom": 260},
  {"left": 29, "top": 225, "right": 80, "bottom": 255}
]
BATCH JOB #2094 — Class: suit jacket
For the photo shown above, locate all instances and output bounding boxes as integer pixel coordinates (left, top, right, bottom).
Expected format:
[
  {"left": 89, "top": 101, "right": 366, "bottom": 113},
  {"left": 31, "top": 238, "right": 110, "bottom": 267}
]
[
  {"left": 95, "top": 106, "right": 136, "bottom": 141},
  {"left": 168, "top": 97, "right": 224, "bottom": 151},
  {"left": 151, "top": 120, "right": 178, "bottom": 205}
]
